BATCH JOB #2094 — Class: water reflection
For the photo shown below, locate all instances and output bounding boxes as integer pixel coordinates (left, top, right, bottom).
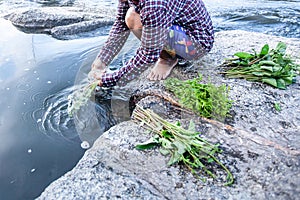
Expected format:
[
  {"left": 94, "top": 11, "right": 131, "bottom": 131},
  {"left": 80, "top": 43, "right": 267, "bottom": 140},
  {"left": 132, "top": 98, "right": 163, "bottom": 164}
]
[
  {"left": 0, "top": 15, "right": 138, "bottom": 199},
  {"left": 0, "top": 18, "right": 112, "bottom": 199}
]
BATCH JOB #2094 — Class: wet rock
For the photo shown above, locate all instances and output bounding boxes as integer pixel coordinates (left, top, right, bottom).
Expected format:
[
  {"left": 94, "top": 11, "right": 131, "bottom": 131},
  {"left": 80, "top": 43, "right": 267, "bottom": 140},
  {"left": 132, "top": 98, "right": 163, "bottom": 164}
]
[
  {"left": 50, "top": 18, "right": 113, "bottom": 39},
  {"left": 6, "top": 7, "right": 115, "bottom": 39},
  {"left": 32, "top": 0, "right": 76, "bottom": 6},
  {"left": 7, "top": 8, "right": 83, "bottom": 30},
  {"left": 38, "top": 31, "right": 300, "bottom": 199}
]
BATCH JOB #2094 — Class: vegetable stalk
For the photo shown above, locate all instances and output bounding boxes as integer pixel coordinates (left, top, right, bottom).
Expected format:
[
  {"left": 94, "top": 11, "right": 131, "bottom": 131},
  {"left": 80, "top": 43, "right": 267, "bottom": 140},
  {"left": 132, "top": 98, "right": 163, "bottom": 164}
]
[{"left": 133, "top": 105, "right": 234, "bottom": 186}]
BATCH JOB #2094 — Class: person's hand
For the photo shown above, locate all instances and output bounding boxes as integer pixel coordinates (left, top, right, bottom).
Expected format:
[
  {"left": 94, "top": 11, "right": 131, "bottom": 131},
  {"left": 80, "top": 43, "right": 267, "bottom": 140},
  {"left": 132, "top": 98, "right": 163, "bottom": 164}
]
[
  {"left": 91, "top": 58, "right": 106, "bottom": 71},
  {"left": 88, "top": 58, "right": 107, "bottom": 84}
]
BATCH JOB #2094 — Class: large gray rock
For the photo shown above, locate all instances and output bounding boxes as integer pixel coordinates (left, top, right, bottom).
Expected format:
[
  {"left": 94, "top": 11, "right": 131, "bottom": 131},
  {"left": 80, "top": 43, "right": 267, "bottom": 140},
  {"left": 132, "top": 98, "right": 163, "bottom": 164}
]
[
  {"left": 38, "top": 31, "right": 300, "bottom": 199},
  {"left": 6, "top": 7, "right": 115, "bottom": 39}
]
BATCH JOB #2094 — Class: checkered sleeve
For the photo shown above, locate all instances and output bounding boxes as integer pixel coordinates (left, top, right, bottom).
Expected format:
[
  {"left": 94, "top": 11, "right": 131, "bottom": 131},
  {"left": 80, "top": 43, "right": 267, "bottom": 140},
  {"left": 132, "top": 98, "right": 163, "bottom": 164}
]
[
  {"left": 97, "top": 1, "right": 130, "bottom": 65},
  {"left": 101, "top": 1, "right": 174, "bottom": 87}
]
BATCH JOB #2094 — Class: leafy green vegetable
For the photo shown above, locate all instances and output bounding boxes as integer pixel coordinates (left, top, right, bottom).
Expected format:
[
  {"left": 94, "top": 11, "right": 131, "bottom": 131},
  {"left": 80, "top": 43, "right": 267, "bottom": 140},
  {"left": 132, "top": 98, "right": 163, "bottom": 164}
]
[
  {"left": 234, "top": 52, "right": 254, "bottom": 60},
  {"left": 164, "top": 75, "right": 232, "bottom": 121},
  {"left": 133, "top": 105, "right": 234, "bottom": 186},
  {"left": 222, "top": 42, "right": 300, "bottom": 89},
  {"left": 135, "top": 135, "right": 160, "bottom": 150},
  {"left": 260, "top": 44, "right": 269, "bottom": 56},
  {"left": 67, "top": 80, "right": 99, "bottom": 117},
  {"left": 274, "top": 102, "right": 281, "bottom": 112}
]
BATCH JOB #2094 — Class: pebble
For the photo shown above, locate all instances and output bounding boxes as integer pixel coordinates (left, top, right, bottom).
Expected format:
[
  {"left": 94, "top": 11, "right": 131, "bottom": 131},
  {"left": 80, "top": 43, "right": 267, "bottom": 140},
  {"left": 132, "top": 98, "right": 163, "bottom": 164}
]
[{"left": 81, "top": 141, "right": 90, "bottom": 149}]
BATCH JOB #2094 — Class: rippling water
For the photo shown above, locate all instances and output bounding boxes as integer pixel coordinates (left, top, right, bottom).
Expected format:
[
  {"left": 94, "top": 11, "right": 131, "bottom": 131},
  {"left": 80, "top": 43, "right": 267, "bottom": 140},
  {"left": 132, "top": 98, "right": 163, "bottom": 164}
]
[
  {"left": 0, "top": 18, "right": 114, "bottom": 199},
  {"left": 0, "top": 0, "right": 299, "bottom": 199}
]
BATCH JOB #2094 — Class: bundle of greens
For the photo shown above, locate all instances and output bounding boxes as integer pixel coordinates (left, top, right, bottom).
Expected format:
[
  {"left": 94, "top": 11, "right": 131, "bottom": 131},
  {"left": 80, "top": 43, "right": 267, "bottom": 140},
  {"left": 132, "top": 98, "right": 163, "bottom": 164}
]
[
  {"left": 165, "top": 75, "right": 232, "bottom": 121},
  {"left": 67, "top": 80, "right": 99, "bottom": 117},
  {"left": 222, "top": 42, "right": 300, "bottom": 89},
  {"left": 133, "top": 105, "right": 234, "bottom": 186}
]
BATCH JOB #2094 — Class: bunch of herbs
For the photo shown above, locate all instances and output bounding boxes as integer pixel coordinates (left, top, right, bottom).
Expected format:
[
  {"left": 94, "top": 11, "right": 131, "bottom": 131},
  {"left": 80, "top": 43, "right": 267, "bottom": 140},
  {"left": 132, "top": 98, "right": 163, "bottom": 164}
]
[
  {"left": 67, "top": 80, "right": 99, "bottom": 117},
  {"left": 133, "top": 105, "right": 234, "bottom": 186},
  {"left": 164, "top": 75, "right": 232, "bottom": 121},
  {"left": 222, "top": 42, "right": 300, "bottom": 89}
]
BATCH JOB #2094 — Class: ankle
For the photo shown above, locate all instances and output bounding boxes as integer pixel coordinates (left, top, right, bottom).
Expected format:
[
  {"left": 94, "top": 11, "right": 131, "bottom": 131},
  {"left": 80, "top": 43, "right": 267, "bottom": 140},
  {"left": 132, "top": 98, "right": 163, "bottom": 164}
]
[
  {"left": 159, "top": 50, "right": 176, "bottom": 60},
  {"left": 158, "top": 57, "right": 178, "bottom": 66}
]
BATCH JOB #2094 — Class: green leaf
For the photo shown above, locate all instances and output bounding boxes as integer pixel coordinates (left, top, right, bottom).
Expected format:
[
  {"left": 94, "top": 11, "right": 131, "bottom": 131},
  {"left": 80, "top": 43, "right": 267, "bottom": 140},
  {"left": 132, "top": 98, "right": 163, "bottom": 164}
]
[
  {"left": 262, "top": 78, "right": 278, "bottom": 87},
  {"left": 259, "top": 61, "right": 276, "bottom": 66},
  {"left": 276, "top": 42, "right": 287, "bottom": 54},
  {"left": 282, "top": 76, "right": 294, "bottom": 85},
  {"left": 274, "top": 102, "right": 281, "bottom": 112},
  {"left": 161, "top": 130, "right": 173, "bottom": 139},
  {"left": 240, "top": 61, "right": 249, "bottom": 66},
  {"left": 159, "top": 138, "right": 173, "bottom": 149},
  {"left": 260, "top": 66, "right": 274, "bottom": 72},
  {"left": 207, "top": 157, "right": 215, "bottom": 163},
  {"left": 172, "top": 141, "right": 186, "bottom": 155},
  {"left": 168, "top": 151, "right": 181, "bottom": 166},
  {"left": 135, "top": 137, "right": 159, "bottom": 150},
  {"left": 272, "top": 65, "right": 281, "bottom": 72},
  {"left": 276, "top": 78, "right": 287, "bottom": 89},
  {"left": 234, "top": 52, "right": 254, "bottom": 59},
  {"left": 252, "top": 71, "right": 271, "bottom": 77},
  {"left": 159, "top": 148, "right": 170, "bottom": 156},
  {"left": 260, "top": 44, "right": 269, "bottom": 56},
  {"left": 135, "top": 143, "right": 158, "bottom": 150}
]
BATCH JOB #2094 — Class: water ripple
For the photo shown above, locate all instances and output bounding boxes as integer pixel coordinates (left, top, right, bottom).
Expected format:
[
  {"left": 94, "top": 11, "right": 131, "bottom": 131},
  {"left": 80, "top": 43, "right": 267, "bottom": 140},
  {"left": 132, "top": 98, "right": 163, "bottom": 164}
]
[
  {"left": 33, "top": 85, "right": 116, "bottom": 143},
  {"left": 36, "top": 86, "right": 78, "bottom": 141}
]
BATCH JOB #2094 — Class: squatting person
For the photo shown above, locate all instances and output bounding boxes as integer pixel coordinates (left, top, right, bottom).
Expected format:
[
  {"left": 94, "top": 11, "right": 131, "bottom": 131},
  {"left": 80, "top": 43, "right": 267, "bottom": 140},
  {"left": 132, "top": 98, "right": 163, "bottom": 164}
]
[{"left": 90, "top": 0, "right": 214, "bottom": 87}]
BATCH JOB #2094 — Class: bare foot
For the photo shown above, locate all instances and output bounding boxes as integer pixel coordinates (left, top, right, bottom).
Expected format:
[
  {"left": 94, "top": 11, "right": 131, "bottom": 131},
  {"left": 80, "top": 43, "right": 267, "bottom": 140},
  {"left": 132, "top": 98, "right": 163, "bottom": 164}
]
[{"left": 147, "top": 58, "right": 178, "bottom": 81}]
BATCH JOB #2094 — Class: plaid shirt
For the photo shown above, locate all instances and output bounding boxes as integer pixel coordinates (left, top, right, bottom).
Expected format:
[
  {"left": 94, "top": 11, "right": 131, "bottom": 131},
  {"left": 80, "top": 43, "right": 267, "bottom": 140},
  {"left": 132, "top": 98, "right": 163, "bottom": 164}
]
[{"left": 98, "top": 0, "right": 214, "bottom": 87}]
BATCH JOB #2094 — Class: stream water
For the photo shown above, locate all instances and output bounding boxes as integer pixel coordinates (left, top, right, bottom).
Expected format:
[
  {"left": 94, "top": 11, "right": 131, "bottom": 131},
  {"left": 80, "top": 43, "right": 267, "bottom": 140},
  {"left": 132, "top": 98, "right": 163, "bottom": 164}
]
[{"left": 0, "top": 0, "right": 299, "bottom": 199}]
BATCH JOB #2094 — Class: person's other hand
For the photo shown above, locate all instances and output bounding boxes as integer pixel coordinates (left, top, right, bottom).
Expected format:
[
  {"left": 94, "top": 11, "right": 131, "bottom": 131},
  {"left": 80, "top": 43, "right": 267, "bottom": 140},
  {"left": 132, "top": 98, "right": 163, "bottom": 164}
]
[
  {"left": 88, "top": 58, "right": 107, "bottom": 81},
  {"left": 92, "top": 58, "right": 106, "bottom": 71}
]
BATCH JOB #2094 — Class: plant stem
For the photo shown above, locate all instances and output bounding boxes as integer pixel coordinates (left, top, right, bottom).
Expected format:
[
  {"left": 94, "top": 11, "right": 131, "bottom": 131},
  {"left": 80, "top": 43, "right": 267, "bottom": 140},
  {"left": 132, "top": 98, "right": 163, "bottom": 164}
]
[{"left": 133, "top": 105, "right": 234, "bottom": 186}]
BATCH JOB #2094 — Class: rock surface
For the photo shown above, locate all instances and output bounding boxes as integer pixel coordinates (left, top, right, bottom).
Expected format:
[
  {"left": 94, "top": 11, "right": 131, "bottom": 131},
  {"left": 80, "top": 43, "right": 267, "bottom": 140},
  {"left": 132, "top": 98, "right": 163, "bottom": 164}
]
[
  {"left": 38, "top": 31, "right": 300, "bottom": 199},
  {"left": 5, "top": 6, "right": 115, "bottom": 39}
]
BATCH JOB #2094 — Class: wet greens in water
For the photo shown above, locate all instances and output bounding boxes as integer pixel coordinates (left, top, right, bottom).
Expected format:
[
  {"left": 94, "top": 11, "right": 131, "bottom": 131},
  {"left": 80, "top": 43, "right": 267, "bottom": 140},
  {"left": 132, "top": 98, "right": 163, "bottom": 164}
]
[
  {"left": 165, "top": 75, "right": 232, "bottom": 121},
  {"left": 133, "top": 106, "right": 233, "bottom": 186},
  {"left": 222, "top": 42, "right": 300, "bottom": 89},
  {"left": 67, "top": 81, "right": 99, "bottom": 117}
]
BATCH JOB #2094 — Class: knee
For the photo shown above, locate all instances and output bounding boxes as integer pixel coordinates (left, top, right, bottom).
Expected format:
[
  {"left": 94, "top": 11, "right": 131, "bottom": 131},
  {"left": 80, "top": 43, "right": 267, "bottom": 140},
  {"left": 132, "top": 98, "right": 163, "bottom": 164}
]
[{"left": 125, "top": 7, "right": 142, "bottom": 30}]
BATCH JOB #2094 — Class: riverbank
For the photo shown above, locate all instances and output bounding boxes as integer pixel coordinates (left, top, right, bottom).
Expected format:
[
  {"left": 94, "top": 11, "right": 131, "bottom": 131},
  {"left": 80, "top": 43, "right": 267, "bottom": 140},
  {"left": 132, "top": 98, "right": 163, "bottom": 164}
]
[
  {"left": 0, "top": 1, "right": 299, "bottom": 199},
  {"left": 38, "top": 30, "right": 300, "bottom": 199}
]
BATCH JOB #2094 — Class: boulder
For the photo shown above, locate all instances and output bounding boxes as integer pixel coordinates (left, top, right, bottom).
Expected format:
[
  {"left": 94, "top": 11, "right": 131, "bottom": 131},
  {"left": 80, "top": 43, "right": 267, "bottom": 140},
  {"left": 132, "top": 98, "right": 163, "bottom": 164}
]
[
  {"left": 38, "top": 31, "right": 300, "bottom": 199},
  {"left": 6, "top": 7, "right": 115, "bottom": 39}
]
